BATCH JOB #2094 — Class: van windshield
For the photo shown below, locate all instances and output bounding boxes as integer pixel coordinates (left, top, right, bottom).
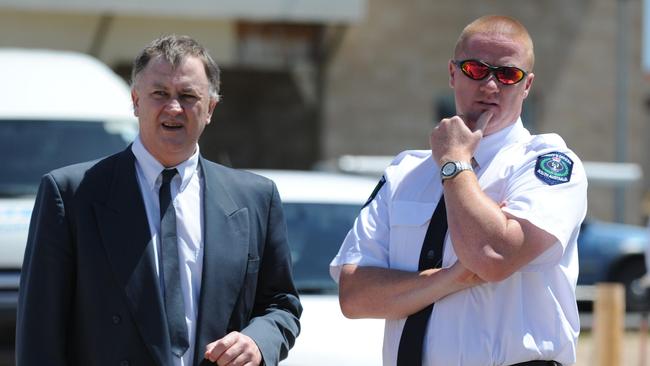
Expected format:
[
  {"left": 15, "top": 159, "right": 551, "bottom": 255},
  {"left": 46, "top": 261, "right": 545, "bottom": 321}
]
[{"left": 0, "top": 120, "right": 137, "bottom": 196}]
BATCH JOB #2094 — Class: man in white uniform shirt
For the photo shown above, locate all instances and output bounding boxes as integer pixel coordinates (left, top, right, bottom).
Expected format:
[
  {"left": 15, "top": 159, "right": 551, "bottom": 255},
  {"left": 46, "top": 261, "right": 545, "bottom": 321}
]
[
  {"left": 330, "top": 15, "right": 587, "bottom": 366},
  {"left": 17, "top": 35, "right": 301, "bottom": 366}
]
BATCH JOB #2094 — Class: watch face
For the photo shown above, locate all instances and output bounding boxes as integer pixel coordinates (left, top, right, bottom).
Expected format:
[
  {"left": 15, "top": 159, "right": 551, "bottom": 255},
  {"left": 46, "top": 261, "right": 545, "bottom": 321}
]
[{"left": 442, "top": 162, "right": 457, "bottom": 176}]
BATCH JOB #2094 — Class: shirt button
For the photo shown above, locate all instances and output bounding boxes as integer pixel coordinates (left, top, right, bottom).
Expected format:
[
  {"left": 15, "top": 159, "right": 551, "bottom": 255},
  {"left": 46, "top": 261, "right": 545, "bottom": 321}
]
[{"left": 112, "top": 314, "right": 122, "bottom": 325}]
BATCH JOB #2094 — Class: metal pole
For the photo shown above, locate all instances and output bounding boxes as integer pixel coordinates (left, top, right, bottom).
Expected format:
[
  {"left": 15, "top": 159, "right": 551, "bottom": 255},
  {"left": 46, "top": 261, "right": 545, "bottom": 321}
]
[{"left": 615, "top": 0, "right": 629, "bottom": 223}]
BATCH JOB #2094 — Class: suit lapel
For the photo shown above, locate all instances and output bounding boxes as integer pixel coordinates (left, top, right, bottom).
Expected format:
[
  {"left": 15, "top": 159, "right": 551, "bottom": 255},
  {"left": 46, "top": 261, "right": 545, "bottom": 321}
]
[
  {"left": 194, "top": 158, "right": 250, "bottom": 364},
  {"left": 93, "top": 148, "right": 171, "bottom": 365}
]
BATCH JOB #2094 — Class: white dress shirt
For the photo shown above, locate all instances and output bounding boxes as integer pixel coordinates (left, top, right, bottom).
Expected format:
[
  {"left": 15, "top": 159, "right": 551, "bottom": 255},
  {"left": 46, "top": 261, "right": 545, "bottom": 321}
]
[
  {"left": 132, "top": 136, "right": 204, "bottom": 366},
  {"left": 330, "top": 118, "right": 588, "bottom": 366}
]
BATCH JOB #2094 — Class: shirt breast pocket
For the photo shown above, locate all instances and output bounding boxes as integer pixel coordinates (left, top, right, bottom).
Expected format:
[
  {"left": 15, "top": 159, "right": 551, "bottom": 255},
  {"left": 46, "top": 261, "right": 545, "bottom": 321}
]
[{"left": 389, "top": 201, "right": 437, "bottom": 271}]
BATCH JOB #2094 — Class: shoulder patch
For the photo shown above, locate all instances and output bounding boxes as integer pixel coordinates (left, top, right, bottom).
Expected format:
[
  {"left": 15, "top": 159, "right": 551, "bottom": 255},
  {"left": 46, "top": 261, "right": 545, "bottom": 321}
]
[
  {"left": 362, "top": 175, "right": 386, "bottom": 208},
  {"left": 535, "top": 152, "right": 573, "bottom": 185}
]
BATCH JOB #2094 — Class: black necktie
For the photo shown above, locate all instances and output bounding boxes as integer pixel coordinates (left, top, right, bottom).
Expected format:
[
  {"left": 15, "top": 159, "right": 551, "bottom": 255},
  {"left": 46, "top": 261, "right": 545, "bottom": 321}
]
[
  {"left": 159, "top": 168, "right": 189, "bottom": 357},
  {"left": 396, "top": 195, "right": 448, "bottom": 366}
]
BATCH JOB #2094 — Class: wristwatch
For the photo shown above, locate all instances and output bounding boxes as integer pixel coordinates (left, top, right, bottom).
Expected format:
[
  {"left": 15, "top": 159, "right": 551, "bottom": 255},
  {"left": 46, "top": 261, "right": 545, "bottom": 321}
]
[{"left": 440, "top": 161, "right": 473, "bottom": 181}]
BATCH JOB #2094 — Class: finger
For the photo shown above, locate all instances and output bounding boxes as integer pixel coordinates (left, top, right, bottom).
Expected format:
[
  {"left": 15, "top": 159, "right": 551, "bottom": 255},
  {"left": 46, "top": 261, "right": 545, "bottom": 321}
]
[
  {"left": 473, "top": 110, "right": 493, "bottom": 134},
  {"left": 220, "top": 351, "right": 249, "bottom": 366},
  {"left": 226, "top": 334, "right": 262, "bottom": 366},
  {"left": 450, "top": 115, "right": 466, "bottom": 125},
  {"left": 205, "top": 342, "right": 217, "bottom": 362},
  {"left": 217, "top": 336, "right": 259, "bottom": 366},
  {"left": 205, "top": 333, "right": 237, "bottom": 363},
  {"left": 216, "top": 343, "right": 244, "bottom": 366}
]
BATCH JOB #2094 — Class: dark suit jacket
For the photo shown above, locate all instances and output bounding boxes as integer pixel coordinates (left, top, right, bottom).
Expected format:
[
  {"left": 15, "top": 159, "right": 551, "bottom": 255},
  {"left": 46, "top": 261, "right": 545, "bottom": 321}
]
[{"left": 16, "top": 147, "right": 302, "bottom": 366}]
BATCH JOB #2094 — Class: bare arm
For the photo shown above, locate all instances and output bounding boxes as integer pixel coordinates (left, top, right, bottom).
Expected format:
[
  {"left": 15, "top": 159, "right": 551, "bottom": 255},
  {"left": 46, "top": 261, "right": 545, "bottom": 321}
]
[
  {"left": 442, "top": 172, "right": 557, "bottom": 281},
  {"left": 430, "top": 112, "right": 557, "bottom": 282},
  {"left": 338, "top": 261, "right": 482, "bottom": 320}
]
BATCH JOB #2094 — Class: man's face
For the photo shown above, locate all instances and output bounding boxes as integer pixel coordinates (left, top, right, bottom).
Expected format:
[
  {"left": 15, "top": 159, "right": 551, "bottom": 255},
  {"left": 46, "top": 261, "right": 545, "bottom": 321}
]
[
  {"left": 449, "top": 33, "right": 534, "bottom": 135},
  {"left": 131, "top": 55, "right": 217, "bottom": 167}
]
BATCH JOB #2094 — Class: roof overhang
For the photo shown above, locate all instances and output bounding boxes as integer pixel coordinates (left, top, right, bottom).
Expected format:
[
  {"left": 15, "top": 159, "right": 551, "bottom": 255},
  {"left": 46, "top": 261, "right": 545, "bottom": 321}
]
[{"left": 0, "top": 0, "right": 366, "bottom": 23}]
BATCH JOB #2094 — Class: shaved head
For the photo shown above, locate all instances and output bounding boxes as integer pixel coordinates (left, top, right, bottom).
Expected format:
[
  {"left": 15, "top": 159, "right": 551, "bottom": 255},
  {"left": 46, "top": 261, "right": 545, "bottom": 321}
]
[{"left": 454, "top": 15, "right": 535, "bottom": 71}]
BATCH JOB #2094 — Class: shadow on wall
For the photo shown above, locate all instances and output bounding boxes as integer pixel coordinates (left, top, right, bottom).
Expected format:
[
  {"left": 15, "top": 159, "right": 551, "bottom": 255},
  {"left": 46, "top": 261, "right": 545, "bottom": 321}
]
[{"left": 201, "top": 67, "right": 320, "bottom": 170}]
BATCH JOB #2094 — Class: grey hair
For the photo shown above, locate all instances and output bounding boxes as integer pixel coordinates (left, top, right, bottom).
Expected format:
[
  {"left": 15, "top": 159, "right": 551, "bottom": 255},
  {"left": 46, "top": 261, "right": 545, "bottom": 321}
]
[{"left": 131, "top": 34, "right": 221, "bottom": 101}]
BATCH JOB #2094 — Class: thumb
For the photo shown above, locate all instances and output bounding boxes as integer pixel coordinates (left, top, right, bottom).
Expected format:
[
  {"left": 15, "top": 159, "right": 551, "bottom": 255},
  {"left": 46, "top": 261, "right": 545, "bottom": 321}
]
[{"left": 474, "top": 110, "right": 493, "bottom": 135}]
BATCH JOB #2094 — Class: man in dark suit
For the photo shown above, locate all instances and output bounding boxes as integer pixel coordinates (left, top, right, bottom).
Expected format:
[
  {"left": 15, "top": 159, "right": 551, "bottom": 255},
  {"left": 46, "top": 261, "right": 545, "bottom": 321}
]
[{"left": 16, "top": 35, "right": 301, "bottom": 366}]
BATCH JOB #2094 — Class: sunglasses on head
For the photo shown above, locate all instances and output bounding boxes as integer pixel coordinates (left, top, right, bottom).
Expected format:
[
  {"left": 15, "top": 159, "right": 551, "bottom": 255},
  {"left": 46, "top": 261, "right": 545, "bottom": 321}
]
[{"left": 453, "top": 59, "right": 527, "bottom": 85}]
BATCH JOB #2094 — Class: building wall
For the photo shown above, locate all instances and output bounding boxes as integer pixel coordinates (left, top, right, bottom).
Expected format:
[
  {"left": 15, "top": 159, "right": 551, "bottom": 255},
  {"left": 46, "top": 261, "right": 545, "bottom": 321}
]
[
  {"left": 0, "top": 9, "right": 235, "bottom": 67},
  {"left": 323, "top": 0, "right": 650, "bottom": 224}
]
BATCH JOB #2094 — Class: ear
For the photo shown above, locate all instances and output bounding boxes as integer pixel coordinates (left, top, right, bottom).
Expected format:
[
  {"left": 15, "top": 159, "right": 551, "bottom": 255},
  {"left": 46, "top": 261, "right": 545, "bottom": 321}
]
[
  {"left": 448, "top": 60, "right": 456, "bottom": 89},
  {"left": 522, "top": 72, "right": 535, "bottom": 99},
  {"left": 206, "top": 97, "right": 219, "bottom": 124},
  {"left": 131, "top": 89, "right": 139, "bottom": 117}
]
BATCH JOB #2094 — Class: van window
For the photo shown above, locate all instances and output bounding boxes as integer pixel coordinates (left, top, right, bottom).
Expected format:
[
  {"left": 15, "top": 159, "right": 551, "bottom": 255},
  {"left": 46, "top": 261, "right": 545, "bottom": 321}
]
[
  {"left": 0, "top": 120, "right": 136, "bottom": 196},
  {"left": 283, "top": 202, "right": 361, "bottom": 293}
]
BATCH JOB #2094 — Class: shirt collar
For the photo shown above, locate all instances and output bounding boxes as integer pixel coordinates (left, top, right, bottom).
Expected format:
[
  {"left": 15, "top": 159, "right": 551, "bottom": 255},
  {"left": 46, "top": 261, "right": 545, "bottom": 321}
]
[
  {"left": 473, "top": 117, "right": 530, "bottom": 169},
  {"left": 131, "top": 135, "right": 200, "bottom": 192}
]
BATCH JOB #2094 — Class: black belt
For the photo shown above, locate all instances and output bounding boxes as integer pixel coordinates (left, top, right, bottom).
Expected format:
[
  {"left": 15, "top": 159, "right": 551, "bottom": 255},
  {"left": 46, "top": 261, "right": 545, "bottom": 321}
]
[{"left": 509, "top": 361, "right": 561, "bottom": 366}]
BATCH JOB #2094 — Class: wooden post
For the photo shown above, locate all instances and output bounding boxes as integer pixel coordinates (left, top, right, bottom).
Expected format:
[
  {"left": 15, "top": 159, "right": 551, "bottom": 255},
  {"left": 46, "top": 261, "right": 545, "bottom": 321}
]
[
  {"left": 640, "top": 312, "right": 648, "bottom": 366},
  {"left": 593, "top": 283, "right": 625, "bottom": 366}
]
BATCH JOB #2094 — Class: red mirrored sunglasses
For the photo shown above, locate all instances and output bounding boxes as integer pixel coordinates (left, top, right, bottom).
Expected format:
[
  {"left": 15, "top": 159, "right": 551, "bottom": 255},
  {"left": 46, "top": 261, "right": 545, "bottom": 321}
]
[{"left": 453, "top": 59, "right": 527, "bottom": 85}]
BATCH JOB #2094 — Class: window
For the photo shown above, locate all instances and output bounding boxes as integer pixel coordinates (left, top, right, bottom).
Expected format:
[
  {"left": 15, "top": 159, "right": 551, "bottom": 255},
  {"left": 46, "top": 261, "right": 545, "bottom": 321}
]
[
  {"left": 0, "top": 120, "right": 136, "bottom": 196},
  {"left": 283, "top": 202, "right": 360, "bottom": 293}
]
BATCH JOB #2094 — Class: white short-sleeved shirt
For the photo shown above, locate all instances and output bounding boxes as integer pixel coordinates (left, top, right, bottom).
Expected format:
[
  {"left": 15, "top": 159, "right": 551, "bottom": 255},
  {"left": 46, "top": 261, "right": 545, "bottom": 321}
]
[{"left": 330, "top": 118, "right": 588, "bottom": 366}]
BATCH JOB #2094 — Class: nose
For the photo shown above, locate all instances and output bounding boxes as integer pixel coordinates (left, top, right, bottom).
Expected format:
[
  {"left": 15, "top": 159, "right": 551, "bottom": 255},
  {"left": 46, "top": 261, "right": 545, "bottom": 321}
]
[
  {"left": 479, "top": 73, "right": 500, "bottom": 94},
  {"left": 164, "top": 98, "right": 183, "bottom": 115}
]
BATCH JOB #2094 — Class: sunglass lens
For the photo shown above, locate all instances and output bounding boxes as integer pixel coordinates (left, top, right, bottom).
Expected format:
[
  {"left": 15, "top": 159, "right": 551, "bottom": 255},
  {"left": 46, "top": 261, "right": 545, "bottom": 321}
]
[
  {"left": 461, "top": 61, "right": 489, "bottom": 80},
  {"left": 496, "top": 67, "right": 524, "bottom": 85}
]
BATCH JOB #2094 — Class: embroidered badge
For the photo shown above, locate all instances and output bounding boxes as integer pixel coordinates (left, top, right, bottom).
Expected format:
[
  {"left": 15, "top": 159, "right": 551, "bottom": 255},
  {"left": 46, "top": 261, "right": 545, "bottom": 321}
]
[
  {"left": 535, "top": 152, "right": 573, "bottom": 185},
  {"left": 362, "top": 175, "right": 386, "bottom": 208}
]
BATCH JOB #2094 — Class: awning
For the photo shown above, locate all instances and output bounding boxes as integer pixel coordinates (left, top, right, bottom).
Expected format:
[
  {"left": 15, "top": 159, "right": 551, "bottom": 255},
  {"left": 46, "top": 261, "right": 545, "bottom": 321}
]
[{"left": 0, "top": 0, "right": 366, "bottom": 23}]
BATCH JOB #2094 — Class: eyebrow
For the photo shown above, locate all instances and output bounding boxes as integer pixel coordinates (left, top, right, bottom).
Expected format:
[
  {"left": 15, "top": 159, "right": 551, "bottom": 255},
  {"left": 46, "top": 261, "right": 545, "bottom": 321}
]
[
  {"left": 179, "top": 87, "right": 199, "bottom": 94},
  {"left": 150, "top": 82, "right": 200, "bottom": 94},
  {"left": 151, "top": 82, "right": 168, "bottom": 90}
]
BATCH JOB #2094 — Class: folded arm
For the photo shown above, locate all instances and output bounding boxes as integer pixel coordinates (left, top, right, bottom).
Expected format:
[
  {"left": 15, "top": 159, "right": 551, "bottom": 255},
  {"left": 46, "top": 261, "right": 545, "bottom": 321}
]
[
  {"left": 338, "top": 261, "right": 482, "bottom": 320},
  {"left": 430, "top": 112, "right": 557, "bottom": 282},
  {"left": 443, "top": 172, "right": 557, "bottom": 282}
]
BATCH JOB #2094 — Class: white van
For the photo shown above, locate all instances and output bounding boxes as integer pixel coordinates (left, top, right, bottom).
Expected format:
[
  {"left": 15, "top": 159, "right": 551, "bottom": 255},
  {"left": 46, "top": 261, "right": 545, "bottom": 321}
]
[{"left": 0, "top": 49, "right": 138, "bottom": 326}]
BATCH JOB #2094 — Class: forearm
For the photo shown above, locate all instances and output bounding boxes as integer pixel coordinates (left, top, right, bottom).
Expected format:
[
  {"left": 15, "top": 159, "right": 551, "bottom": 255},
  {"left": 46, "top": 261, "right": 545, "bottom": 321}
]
[
  {"left": 338, "top": 263, "right": 477, "bottom": 320},
  {"left": 431, "top": 112, "right": 560, "bottom": 282},
  {"left": 432, "top": 112, "right": 525, "bottom": 280},
  {"left": 443, "top": 172, "right": 545, "bottom": 281}
]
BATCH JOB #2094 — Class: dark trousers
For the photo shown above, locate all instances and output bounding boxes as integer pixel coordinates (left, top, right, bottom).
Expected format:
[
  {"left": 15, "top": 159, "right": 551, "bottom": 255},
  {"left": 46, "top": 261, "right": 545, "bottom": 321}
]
[{"left": 509, "top": 361, "right": 561, "bottom": 366}]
